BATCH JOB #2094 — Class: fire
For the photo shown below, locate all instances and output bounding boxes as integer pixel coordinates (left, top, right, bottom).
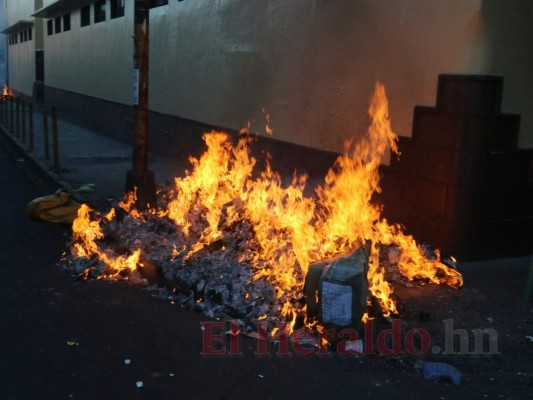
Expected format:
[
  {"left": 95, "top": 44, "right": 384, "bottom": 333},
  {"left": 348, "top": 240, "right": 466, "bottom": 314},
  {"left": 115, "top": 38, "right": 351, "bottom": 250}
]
[
  {"left": 69, "top": 82, "right": 462, "bottom": 327},
  {"left": 2, "top": 85, "right": 8, "bottom": 97},
  {"left": 118, "top": 188, "right": 142, "bottom": 219},
  {"left": 71, "top": 204, "right": 143, "bottom": 281},
  {"left": 71, "top": 204, "right": 103, "bottom": 258}
]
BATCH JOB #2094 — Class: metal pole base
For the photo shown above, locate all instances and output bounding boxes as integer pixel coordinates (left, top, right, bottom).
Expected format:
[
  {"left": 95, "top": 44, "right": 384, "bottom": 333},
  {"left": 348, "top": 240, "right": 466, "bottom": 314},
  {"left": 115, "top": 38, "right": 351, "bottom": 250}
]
[{"left": 125, "top": 169, "right": 157, "bottom": 210}]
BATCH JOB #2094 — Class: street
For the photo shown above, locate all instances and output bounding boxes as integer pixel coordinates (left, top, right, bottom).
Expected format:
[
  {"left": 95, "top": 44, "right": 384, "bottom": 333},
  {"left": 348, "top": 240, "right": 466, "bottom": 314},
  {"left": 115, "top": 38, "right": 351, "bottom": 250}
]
[
  {"left": 0, "top": 136, "right": 379, "bottom": 399},
  {"left": 1, "top": 137, "right": 531, "bottom": 400}
]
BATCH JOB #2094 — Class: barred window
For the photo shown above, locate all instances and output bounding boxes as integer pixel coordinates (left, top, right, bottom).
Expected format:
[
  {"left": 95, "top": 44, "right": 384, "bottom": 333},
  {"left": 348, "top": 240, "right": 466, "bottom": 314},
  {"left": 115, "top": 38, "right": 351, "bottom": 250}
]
[
  {"left": 81, "top": 5, "right": 91, "bottom": 27},
  {"left": 111, "top": 0, "right": 125, "bottom": 19},
  {"left": 55, "top": 16, "right": 61, "bottom": 33},
  {"left": 94, "top": 0, "right": 106, "bottom": 23},
  {"left": 63, "top": 13, "right": 71, "bottom": 32}
]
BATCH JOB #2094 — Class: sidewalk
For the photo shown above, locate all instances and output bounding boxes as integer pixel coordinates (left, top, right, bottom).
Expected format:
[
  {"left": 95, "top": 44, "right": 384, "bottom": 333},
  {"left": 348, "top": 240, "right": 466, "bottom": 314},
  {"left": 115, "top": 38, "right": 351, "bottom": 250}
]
[
  {"left": 0, "top": 102, "right": 327, "bottom": 208},
  {"left": 0, "top": 103, "right": 186, "bottom": 208}
]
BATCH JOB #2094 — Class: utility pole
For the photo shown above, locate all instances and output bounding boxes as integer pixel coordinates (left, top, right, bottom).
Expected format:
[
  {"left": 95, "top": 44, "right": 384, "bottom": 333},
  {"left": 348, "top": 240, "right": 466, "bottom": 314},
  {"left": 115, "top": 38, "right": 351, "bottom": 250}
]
[{"left": 126, "top": 0, "right": 156, "bottom": 209}]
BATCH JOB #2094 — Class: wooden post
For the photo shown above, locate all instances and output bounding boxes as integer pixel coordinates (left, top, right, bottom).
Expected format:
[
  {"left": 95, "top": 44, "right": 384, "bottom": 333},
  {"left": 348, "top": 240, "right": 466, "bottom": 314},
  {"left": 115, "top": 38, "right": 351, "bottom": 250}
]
[{"left": 126, "top": 0, "right": 156, "bottom": 210}]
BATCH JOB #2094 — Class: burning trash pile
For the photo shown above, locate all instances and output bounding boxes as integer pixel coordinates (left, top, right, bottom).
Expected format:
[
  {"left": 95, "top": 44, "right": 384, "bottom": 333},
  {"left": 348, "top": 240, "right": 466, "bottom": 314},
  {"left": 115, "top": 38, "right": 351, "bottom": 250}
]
[{"left": 61, "top": 83, "right": 463, "bottom": 336}]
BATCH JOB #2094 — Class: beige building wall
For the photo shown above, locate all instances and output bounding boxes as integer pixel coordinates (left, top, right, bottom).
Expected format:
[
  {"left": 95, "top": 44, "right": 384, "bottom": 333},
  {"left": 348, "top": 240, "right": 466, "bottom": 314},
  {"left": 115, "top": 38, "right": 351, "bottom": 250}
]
[
  {"left": 5, "top": 0, "right": 37, "bottom": 96},
  {"left": 44, "top": 5, "right": 132, "bottom": 105},
  {"left": 5, "top": 0, "right": 34, "bottom": 22},
  {"left": 148, "top": 0, "right": 533, "bottom": 151},
  {"left": 7, "top": 36, "right": 34, "bottom": 95},
  {"left": 12, "top": 0, "right": 533, "bottom": 151}
]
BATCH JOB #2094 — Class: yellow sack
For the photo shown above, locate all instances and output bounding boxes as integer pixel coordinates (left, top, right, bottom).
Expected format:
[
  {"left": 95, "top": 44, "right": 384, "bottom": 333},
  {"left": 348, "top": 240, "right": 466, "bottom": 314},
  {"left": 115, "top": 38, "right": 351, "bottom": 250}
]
[{"left": 26, "top": 190, "right": 81, "bottom": 225}]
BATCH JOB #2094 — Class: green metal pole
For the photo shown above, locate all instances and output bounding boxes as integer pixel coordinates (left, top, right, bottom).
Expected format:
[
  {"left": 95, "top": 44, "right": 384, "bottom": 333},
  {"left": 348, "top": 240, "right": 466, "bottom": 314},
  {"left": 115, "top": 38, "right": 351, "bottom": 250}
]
[
  {"left": 43, "top": 109, "right": 49, "bottom": 160},
  {"left": 21, "top": 100, "right": 26, "bottom": 143},
  {"left": 29, "top": 103, "right": 34, "bottom": 151},
  {"left": 15, "top": 98, "right": 20, "bottom": 138},
  {"left": 52, "top": 107, "right": 59, "bottom": 172},
  {"left": 10, "top": 98, "right": 14, "bottom": 133}
]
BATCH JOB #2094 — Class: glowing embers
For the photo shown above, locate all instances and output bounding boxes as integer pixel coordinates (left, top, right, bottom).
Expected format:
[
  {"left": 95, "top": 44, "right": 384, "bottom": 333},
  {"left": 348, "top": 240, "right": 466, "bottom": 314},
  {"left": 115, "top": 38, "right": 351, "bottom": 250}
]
[
  {"left": 69, "top": 204, "right": 145, "bottom": 283},
  {"left": 63, "top": 82, "right": 462, "bottom": 333}
]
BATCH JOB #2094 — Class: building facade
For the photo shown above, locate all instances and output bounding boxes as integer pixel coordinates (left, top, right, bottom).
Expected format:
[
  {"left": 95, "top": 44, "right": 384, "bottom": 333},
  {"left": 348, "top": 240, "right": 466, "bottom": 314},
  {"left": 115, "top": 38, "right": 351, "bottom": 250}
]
[{"left": 3, "top": 0, "right": 533, "bottom": 158}]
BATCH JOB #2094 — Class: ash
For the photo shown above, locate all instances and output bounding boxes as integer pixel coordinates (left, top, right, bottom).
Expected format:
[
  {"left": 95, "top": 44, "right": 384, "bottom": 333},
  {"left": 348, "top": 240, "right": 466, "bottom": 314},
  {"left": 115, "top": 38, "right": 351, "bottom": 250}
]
[
  {"left": 61, "top": 202, "right": 282, "bottom": 332},
  {"left": 60, "top": 193, "right": 456, "bottom": 332}
]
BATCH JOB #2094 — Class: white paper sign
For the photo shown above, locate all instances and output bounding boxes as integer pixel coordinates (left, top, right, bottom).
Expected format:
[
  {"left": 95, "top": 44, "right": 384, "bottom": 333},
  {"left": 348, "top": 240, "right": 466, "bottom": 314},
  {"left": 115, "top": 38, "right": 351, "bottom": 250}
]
[{"left": 321, "top": 281, "right": 352, "bottom": 326}]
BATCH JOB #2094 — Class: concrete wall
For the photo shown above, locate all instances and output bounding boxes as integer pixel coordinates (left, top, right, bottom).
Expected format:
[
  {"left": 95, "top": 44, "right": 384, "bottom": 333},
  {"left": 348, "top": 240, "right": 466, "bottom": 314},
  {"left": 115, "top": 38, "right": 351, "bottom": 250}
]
[
  {"left": 149, "top": 0, "right": 488, "bottom": 153},
  {"left": 4, "top": 0, "right": 37, "bottom": 96},
  {"left": 44, "top": 5, "right": 132, "bottom": 105},
  {"left": 151, "top": 0, "right": 531, "bottom": 151},
  {"left": 7, "top": 36, "right": 34, "bottom": 96},
  {"left": 11, "top": 0, "right": 533, "bottom": 151},
  {"left": 5, "top": 0, "right": 34, "bottom": 22}
]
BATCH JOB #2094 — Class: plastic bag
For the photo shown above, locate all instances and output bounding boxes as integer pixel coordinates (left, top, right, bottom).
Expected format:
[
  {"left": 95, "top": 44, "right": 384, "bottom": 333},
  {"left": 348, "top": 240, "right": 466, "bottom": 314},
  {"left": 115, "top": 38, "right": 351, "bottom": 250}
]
[
  {"left": 305, "top": 245, "right": 369, "bottom": 331},
  {"left": 26, "top": 190, "right": 81, "bottom": 225},
  {"left": 319, "top": 246, "right": 369, "bottom": 330},
  {"left": 415, "top": 360, "right": 462, "bottom": 385}
]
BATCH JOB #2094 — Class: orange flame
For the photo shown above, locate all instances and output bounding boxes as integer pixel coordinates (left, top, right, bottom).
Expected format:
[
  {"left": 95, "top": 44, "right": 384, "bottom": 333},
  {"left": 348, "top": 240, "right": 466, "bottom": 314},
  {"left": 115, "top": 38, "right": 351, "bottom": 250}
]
[
  {"left": 118, "top": 188, "right": 142, "bottom": 219},
  {"left": 71, "top": 204, "right": 142, "bottom": 281},
  {"left": 69, "top": 82, "right": 462, "bottom": 326}
]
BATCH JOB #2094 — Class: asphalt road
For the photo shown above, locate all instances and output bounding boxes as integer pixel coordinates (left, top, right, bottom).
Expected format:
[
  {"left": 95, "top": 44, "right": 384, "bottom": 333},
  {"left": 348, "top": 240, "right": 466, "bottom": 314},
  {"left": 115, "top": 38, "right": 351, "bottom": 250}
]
[{"left": 1, "top": 135, "right": 531, "bottom": 400}]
